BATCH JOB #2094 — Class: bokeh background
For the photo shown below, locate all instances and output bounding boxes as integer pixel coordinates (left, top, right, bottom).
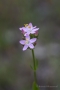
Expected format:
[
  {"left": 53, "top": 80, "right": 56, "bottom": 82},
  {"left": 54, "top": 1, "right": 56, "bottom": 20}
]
[{"left": 0, "top": 0, "right": 60, "bottom": 90}]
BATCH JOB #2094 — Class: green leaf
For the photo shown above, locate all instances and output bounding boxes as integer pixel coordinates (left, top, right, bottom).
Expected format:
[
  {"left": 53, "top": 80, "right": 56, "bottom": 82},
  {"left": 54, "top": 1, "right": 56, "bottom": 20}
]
[
  {"left": 30, "top": 59, "right": 39, "bottom": 71},
  {"left": 30, "top": 64, "right": 33, "bottom": 70},
  {"left": 32, "top": 82, "right": 39, "bottom": 90}
]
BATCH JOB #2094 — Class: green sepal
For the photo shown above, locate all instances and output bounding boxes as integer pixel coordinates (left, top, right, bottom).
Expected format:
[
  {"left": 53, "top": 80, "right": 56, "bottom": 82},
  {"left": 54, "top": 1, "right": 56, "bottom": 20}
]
[
  {"left": 35, "top": 34, "right": 38, "bottom": 39},
  {"left": 30, "top": 34, "right": 38, "bottom": 39}
]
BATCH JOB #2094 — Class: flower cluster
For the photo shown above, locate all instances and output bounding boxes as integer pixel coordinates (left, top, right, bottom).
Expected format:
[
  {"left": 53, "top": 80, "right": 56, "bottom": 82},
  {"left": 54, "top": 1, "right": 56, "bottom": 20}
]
[{"left": 19, "top": 23, "right": 39, "bottom": 51}]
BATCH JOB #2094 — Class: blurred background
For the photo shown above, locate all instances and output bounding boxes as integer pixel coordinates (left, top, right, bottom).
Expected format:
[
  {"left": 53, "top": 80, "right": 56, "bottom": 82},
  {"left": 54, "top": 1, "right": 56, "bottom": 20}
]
[{"left": 0, "top": 0, "right": 60, "bottom": 90}]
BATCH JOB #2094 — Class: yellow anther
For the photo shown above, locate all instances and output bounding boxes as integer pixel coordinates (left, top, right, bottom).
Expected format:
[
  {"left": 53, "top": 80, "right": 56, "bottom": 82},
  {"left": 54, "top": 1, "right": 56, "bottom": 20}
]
[
  {"left": 24, "top": 24, "right": 31, "bottom": 28},
  {"left": 24, "top": 24, "right": 28, "bottom": 27}
]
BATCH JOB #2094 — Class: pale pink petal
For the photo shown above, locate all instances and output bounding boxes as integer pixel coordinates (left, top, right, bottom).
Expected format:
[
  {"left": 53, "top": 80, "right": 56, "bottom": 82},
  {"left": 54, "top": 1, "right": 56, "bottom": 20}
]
[
  {"left": 30, "top": 38, "right": 37, "bottom": 43},
  {"left": 23, "top": 45, "right": 28, "bottom": 51},
  {"left": 33, "top": 28, "right": 39, "bottom": 32},
  {"left": 31, "top": 31, "right": 35, "bottom": 34},
  {"left": 29, "top": 44, "right": 34, "bottom": 49},
  {"left": 33, "top": 26, "right": 37, "bottom": 29},
  {"left": 25, "top": 34, "right": 30, "bottom": 40},
  {"left": 29, "top": 23, "right": 33, "bottom": 27},
  {"left": 22, "top": 30, "right": 25, "bottom": 34},
  {"left": 19, "top": 27, "right": 23, "bottom": 31},
  {"left": 24, "top": 33, "right": 27, "bottom": 36},
  {"left": 22, "top": 27, "right": 28, "bottom": 32},
  {"left": 24, "top": 32, "right": 30, "bottom": 36},
  {"left": 19, "top": 40, "right": 25, "bottom": 45}
]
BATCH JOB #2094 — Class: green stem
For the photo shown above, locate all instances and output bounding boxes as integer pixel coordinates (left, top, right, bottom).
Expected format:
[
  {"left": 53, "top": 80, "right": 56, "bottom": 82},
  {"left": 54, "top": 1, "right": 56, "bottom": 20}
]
[{"left": 32, "top": 49, "right": 37, "bottom": 83}]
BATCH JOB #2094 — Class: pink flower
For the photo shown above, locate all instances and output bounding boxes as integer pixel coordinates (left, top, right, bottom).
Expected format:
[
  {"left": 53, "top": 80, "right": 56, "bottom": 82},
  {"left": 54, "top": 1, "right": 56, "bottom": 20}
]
[
  {"left": 19, "top": 35, "right": 37, "bottom": 51},
  {"left": 19, "top": 27, "right": 26, "bottom": 35},
  {"left": 19, "top": 23, "right": 39, "bottom": 36}
]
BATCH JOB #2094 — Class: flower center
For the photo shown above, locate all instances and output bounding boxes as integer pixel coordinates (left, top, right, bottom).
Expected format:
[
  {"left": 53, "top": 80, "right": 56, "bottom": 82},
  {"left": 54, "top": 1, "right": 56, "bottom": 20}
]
[
  {"left": 25, "top": 39, "right": 29, "bottom": 44},
  {"left": 28, "top": 25, "right": 31, "bottom": 28}
]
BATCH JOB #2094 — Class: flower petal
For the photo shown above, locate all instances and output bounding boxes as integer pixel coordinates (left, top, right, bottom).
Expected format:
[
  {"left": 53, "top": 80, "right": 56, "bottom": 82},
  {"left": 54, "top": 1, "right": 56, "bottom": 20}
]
[
  {"left": 31, "top": 31, "right": 35, "bottom": 34},
  {"left": 33, "top": 28, "right": 39, "bottom": 32},
  {"left": 19, "top": 40, "right": 25, "bottom": 45},
  {"left": 29, "top": 44, "right": 34, "bottom": 49},
  {"left": 19, "top": 27, "right": 28, "bottom": 32},
  {"left": 23, "top": 45, "right": 28, "bottom": 51},
  {"left": 30, "top": 38, "right": 37, "bottom": 43},
  {"left": 33, "top": 26, "right": 37, "bottom": 29},
  {"left": 22, "top": 27, "right": 28, "bottom": 32},
  {"left": 22, "top": 30, "right": 25, "bottom": 34},
  {"left": 25, "top": 34, "right": 30, "bottom": 40},
  {"left": 19, "top": 27, "right": 23, "bottom": 31},
  {"left": 24, "top": 32, "right": 30, "bottom": 36},
  {"left": 29, "top": 23, "right": 33, "bottom": 27}
]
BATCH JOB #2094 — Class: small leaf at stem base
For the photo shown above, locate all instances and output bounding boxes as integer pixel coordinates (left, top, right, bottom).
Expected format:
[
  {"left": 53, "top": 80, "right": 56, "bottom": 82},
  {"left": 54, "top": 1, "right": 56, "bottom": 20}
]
[
  {"left": 32, "top": 82, "right": 39, "bottom": 90},
  {"left": 30, "top": 64, "right": 34, "bottom": 70}
]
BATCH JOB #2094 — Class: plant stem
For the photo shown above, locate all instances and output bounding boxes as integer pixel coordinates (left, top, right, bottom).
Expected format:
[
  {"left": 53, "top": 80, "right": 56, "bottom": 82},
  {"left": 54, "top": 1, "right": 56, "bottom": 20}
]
[{"left": 32, "top": 49, "right": 37, "bottom": 83}]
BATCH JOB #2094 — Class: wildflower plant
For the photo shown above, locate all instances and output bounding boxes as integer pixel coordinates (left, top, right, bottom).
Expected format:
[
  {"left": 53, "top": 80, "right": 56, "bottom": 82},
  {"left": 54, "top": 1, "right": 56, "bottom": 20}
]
[{"left": 19, "top": 23, "right": 39, "bottom": 90}]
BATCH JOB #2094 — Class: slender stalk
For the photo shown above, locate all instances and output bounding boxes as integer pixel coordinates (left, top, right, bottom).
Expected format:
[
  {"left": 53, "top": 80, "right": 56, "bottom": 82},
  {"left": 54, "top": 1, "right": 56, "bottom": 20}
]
[{"left": 32, "top": 49, "right": 37, "bottom": 83}]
